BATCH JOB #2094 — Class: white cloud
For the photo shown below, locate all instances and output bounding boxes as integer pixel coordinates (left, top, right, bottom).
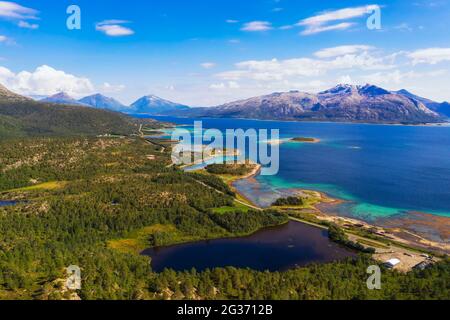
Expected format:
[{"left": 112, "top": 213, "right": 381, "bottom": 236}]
[
  {"left": 298, "top": 5, "right": 379, "bottom": 35},
  {"left": 101, "top": 82, "right": 125, "bottom": 93},
  {"left": 226, "top": 19, "right": 239, "bottom": 24},
  {"left": 96, "top": 20, "right": 134, "bottom": 37},
  {"left": 314, "top": 45, "right": 374, "bottom": 58},
  {"left": 200, "top": 62, "right": 216, "bottom": 69},
  {"left": 217, "top": 51, "right": 394, "bottom": 82},
  {"left": 209, "top": 83, "right": 226, "bottom": 90},
  {"left": 299, "top": 5, "right": 380, "bottom": 25},
  {"left": 279, "top": 25, "right": 294, "bottom": 30},
  {"left": 362, "top": 70, "right": 412, "bottom": 84},
  {"left": 0, "top": 34, "right": 14, "bottom": 45},
  {"left": 407, "top": 48, "right": 450, "bottom": 65},
  {"left": 209, "top": 81, "right": 240, "bottom": 90},
  {"left": 394, "top": 23, "right": 413, "bottom": 32},
  {"left": 0, "top": 1, "right": 38, "bottom": 20},
  {"left": 362, "top": 69, "right": 448, "bottom": 85},
  {"left": 338, "top": 75, "right": 355, "bottom": 85},
  {"left": 241, "top": 21, "right": 273, "bottom": 32},
  {"left": 18, "top": 20, "right": 38, "bottom": 29},
  {"left": 301, "top": 22, "right": 354, "bottom": 35},
  {"left": 0, "top": 65, "right": 95, "bottom": 97}
]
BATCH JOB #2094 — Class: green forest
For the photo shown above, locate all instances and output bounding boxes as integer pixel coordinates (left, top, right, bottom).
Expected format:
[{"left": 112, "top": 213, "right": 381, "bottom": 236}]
[
  {"left": 0, "top": 100, "right": 163, "bottom": 138},
  {"left": 0, "top": 136, "right": 448, "bottom": 300}
]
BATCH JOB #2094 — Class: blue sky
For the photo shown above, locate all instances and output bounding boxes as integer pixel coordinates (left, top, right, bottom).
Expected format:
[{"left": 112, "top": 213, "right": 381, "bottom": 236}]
[{"left": 0, "top": 0, "right": 450, "bottom": 106}]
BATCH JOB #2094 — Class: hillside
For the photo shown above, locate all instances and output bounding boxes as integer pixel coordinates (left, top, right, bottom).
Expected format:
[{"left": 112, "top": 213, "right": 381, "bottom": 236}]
[
  {"left": 176, "top": 84, "right": 443, "bottom": 124},
  {"left": 0, "top": 136, "right": 448, "bottom": 300},
  {"left": 0, "top": 84, "right": 32, "bottom": 103},
  {"left": 396, "top": 89, "right": 450, "bottom": 118},
  {"left": 0, "top": 85, "right": 145, "bottom": 138}
]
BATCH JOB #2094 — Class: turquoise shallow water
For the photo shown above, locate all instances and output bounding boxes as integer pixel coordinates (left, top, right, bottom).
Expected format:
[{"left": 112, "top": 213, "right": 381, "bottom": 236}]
[
  {"left": 145, "top": 116, "right": 450, "bottom": 222},
  {"left": 249, "top": 174, "right": 415, "bottom": 220}
]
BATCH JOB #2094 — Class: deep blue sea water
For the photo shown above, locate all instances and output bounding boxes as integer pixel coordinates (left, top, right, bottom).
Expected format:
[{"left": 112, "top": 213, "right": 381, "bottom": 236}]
[{"left": 145, "top": 116, "right": 450, "bottom": 221}]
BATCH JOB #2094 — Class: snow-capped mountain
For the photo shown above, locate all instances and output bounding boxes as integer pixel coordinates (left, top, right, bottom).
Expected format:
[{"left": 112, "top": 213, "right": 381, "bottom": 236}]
[
  {"left": 129, "top": 94, "right": 190, "bottom": 115},
  {"left": 79, "top": 94, "right": 129, "bottom": 112},
  {"left": 173, "top": 84, "right": 442, "bottom": 124},
  {"left": 41, "top": 92, "right": 88, "bottom": 106}
]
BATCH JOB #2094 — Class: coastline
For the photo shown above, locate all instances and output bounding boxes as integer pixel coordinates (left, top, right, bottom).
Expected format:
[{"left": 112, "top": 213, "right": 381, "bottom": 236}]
[
  {"left": 148, "top": 115, "right": 450, "bottom": 128},
  {"left": 228, "top": 164, "right": 263, "bottom": 208},
  {"left": 231, "top": 168, "right": 450, "bottom": 255},
  {"left": 167, "top": 120, "right": 450, "bottom": 255}
]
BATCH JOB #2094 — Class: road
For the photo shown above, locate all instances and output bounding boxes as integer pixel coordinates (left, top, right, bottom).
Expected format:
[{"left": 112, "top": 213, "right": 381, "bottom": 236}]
[{"left": 191, "top": 178, "right": 262, "bottom": 211}]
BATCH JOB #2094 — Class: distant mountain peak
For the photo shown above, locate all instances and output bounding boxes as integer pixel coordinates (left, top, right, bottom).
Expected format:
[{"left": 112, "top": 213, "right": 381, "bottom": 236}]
[
  {"left": 174, "top": 84, "right": 443, "bottom": 124},
  {"left": 79, "top": 93, "right": 127, "bottom": 112},
  {"left": 42, "top": 92, "right": 87, "bottom": 106},
  {"left": 396, "top": 89, "right": 413, "bottom": 95},
  {"left": 130, "top": 95, "right": 190, "bottom": 115},
  {"left": 50, "top": 92, "right": 73, "bottom": 99},
  {"left": 320, "top": 84, "right": 357, "bottom": 95},
  {"left": 144, "top": 94, "right": 160, "bottom": 99},
  {"left": 358, "top": 84, "right": 390, "bottom": 96}
]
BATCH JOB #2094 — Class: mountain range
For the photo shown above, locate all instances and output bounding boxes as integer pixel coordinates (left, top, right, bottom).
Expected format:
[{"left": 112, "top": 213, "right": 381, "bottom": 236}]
[
  {"left": 0, "top": 84, "right": 150, "bottom": 138},
  {"left": 3, "top": 83, "right": 450, "bottom": 127},
  {"left": 39, "top": 92, "right": 189, "bottom": 115},
  {"left": 173, "top": 84, "right": 449, "bottom": 124}
]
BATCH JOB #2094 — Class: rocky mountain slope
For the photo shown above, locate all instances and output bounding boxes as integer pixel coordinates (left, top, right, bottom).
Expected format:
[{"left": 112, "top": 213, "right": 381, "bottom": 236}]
[
  {"left": 395, "top": 89, "right": 450, "bottom": 118},
  {"left": 0, "top": 84, "right": 32, "bottom": 103},
  {"left": 177, "top": 84, "right": 442, "bottom": 124}
]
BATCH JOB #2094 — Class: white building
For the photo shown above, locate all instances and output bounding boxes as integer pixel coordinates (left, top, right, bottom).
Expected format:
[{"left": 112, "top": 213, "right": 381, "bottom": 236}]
[{"left": 385, "top": 258, "right": 401, "bottom": 268}]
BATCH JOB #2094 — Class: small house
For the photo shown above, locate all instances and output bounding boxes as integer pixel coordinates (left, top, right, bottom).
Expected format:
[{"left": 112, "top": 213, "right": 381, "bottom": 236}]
[{"left": 385, "top": 258, "right": 401, "bottom": 268}]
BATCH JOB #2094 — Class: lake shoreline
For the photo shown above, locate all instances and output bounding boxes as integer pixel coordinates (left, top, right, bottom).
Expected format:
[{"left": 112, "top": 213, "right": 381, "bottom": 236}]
[{"left": 143, "top": 220, "right": 356, "bottom": 273}]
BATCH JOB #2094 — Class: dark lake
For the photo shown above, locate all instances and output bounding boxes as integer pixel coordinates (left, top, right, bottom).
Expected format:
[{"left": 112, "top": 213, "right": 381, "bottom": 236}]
[
  {"left": 0, "top": 201, "right": 18, "bottom": 207},
  {"left": 142, "top": 221, "right": 356, "bottom": 272}
]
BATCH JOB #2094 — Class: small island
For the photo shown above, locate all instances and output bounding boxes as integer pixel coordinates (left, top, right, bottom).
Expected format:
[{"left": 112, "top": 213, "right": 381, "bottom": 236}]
[{"left": 290, "top": 137, "right": 321, "bottom": 143}]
